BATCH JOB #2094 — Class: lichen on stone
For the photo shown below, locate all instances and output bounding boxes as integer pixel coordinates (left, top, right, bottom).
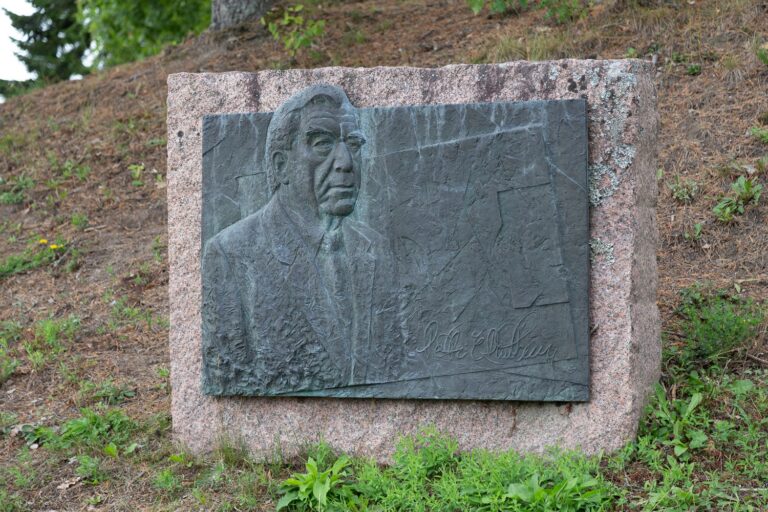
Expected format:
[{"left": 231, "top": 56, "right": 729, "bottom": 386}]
[
  {"left": 590, "top": 238, "right": 615, "bottom": 266},
  {"left": 548, "top": 65, "right": 560, "bottom": 83},
  {"left": 586, "top": 64, "right": 638, "bottom": 208},
  {"left": 588, "top": 163, "right": 620, "bottom": 207}
]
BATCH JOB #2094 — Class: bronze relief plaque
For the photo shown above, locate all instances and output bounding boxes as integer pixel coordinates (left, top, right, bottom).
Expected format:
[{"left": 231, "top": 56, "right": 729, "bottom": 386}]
[{"left": 201, "top": 85, "right": 589, "bottom": 401}]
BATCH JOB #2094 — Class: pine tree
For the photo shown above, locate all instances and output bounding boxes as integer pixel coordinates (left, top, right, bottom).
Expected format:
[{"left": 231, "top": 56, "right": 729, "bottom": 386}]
[{"left": 4, "top": 0, "right": 91, "bottom": 83}]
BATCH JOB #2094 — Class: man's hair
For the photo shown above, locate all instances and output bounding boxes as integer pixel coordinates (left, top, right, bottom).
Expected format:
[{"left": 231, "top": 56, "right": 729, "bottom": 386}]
[{"left": 264, "top": 84, "right": 354, "bottom": 193}]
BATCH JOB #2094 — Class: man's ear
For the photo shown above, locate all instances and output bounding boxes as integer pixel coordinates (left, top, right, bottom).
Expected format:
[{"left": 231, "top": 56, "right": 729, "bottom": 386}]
[{"left": 272, "top": 151, "right": 289, "bottom": 185}]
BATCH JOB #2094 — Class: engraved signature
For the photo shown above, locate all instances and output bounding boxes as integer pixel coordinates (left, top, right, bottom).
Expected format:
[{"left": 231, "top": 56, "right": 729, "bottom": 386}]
[
  {"left": 414, "top": 312, "right": 556, "bottom": 363},
  {"left": 417, "top": 321, "right": 467, "bottom": 359}
]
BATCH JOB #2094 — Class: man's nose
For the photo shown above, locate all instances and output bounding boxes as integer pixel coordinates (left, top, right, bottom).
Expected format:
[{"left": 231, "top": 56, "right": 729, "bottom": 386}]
[{"left": 332, "top": 141, "right": 353, "bottom": 173}]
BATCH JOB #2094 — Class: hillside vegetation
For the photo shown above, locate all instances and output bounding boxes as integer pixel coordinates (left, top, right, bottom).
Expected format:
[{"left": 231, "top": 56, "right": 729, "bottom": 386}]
[{"left": 1, "top": 0, "right": 767, "bottom": 509}]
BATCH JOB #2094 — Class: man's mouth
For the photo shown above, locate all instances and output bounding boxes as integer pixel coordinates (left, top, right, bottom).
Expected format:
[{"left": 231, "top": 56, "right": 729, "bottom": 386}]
[{"left": 326, "top": 184, "right": 355, "bottom": 195}]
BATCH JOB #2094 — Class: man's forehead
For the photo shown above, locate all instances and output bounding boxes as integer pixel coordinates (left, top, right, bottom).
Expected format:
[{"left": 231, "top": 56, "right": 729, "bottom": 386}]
[{"left": 301, "top": 104, "right": 358, "bottom": 127}]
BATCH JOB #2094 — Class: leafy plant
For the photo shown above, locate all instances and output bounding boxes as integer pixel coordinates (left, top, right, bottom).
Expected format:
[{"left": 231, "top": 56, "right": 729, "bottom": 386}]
[
  {"left": 93, "top": 379, "right": 135, "bottom": 404},
  {"left": 80, "top": 378, "right": 135, "bottom": 405},
  {"left": 683, "top": 222, "right": 703, "bottom": 243},
  {"left": 686, "top": 64, "right": 702, "bottom": 76},
  {"left": 732, "top": 175, "right": 763, "bottom": 204},
  {"left": 0, "top": 489, "right": 25, "bottom": 511},
  {"left": 641, "top": 386, "right": 708, "bottom": 460},
  {"left": 668, "top": 175, "right": 699, "bottom": 203},
  {"left": 46, "top": 408, "right": 136, "bottom": 450},
  {"left": 261, "top": 5, "right": 325, "bottom": 58},
  {"left": 128, "top": 163, "right": 145, "bottom": 186},
  {"left": 23, "top": 343, "right": 45, "bottom": 370},
  {"left": 713, "top": 176, "right": 762, "bottom": 222},
  {"left": 500, "top": 471, "right": 608, "bottom": 510},
  {"left": 277, "top": 455, "right": 355, "bottom": 511},
  {"left": 20, "top": 314, "right": 81, "bottom": 370},
  {"left": 712, "top": 196, "right": 741, "bottom": 223}
]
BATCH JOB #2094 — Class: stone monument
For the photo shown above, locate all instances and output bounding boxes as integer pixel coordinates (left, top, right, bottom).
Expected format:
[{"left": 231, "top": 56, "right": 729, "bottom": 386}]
[{"left": 168, "top": 62, "right": 659, "bottom": 459}]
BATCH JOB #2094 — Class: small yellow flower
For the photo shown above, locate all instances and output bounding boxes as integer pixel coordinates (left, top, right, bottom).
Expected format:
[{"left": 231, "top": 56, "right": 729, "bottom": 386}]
[
  {"left": 38, "top": 238, "right": 48, "bottom": 244},
  {"left": 49, "top": 244, "right": 60, "bottom": 250}
]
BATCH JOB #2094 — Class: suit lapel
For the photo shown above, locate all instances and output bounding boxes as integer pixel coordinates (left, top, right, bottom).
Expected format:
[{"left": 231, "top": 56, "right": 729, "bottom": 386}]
[{"left": 263, "top": 198, "right": 348, "bottom": 373}]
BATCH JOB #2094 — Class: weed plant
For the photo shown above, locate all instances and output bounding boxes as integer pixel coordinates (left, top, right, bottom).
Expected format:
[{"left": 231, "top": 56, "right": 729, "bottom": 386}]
[
  {"left": 76, "top": 455, "right": 108, "bottom": 484},
  {"left": 667, "top": 175, "right": 698, "bottom": 203},
  {"left": 666, "top": 284, "right": 762, "bottom": 372},
  {"left": 0, "top": 174, "right": 34, "bottom": 205},
  {"left": 683, "top": 222, "right": 703, "bottom": 243},
  {"left": 0, "top": 321, "right": 22, "bottom": 384}
]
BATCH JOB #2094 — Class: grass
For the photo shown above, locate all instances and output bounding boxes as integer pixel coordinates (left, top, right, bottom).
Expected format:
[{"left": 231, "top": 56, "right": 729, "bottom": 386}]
[
  {"left": 750, "top": 126, "right": 768, "bottom": 144},
  {"left": 0, "top": 320, "right": 22, "bottom": 384},
  {"left": 71, "top": 212, "right": 89, "bottom": 230},
  {"left": 483, "top": 29, "right": 573, "bottom": 63},
  {"left": 0, "top": 314, "right": 81, "bottom": 375}
]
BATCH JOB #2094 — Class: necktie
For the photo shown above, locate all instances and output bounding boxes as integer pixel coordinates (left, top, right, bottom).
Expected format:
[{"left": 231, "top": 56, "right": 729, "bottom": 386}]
[{"left": 320, "top": 229, "right": 353, "bottom": 367}]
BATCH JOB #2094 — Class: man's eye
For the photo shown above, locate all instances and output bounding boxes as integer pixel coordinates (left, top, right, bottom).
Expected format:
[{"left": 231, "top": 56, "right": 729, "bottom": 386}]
[
  {"left": 346, "top": 136, "right": 366, "bottom": 151},
  {"left": 312, "top": 138, "right": 334, "bottom": 153}
]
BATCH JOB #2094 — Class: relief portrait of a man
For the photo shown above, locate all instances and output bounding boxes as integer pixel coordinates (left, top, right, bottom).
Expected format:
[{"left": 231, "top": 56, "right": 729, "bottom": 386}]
[{"left": 201, "top": 85, "right": 403, "bottom": 396}]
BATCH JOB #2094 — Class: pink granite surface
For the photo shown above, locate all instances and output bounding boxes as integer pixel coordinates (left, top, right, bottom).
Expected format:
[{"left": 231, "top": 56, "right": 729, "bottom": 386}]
[{"left": 167, "top": 62, "right": 660, "bottom": 459}]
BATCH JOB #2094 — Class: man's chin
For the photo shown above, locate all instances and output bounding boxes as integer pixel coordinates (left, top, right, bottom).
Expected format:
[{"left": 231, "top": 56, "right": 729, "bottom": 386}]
[{"left": 321, "top": 199, "right": 356, "bottom": 217}]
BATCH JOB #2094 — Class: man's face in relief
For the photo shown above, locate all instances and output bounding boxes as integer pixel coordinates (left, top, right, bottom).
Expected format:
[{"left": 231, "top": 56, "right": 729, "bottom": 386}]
[{"left": 287, "top": 102, "right": 366, "bottom": 217}]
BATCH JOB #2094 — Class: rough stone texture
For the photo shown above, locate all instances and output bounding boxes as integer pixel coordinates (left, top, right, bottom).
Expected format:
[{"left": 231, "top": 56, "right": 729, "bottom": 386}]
[
  {"left": 211, "top": 0, "right": 272, "bottom": 30},
  {"left": 167, "top": 62, "right": 660, "bottom": 459}
]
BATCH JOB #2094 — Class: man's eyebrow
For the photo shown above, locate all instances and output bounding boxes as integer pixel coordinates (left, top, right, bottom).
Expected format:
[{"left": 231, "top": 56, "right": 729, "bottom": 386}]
[{"left": 304, "top": 127, "right": 335, "bottom": 137}]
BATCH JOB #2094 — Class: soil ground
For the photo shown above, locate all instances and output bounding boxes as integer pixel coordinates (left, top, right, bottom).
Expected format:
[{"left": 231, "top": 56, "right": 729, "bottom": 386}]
[{"left": 0, "top": 0, "right": 767, "bottom": 509}]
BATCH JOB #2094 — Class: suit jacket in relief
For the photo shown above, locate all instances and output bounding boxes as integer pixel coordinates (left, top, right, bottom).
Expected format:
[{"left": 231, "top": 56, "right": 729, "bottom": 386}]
[{"left": 201, "top": 195, "right": 403, "bottom": 396}]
